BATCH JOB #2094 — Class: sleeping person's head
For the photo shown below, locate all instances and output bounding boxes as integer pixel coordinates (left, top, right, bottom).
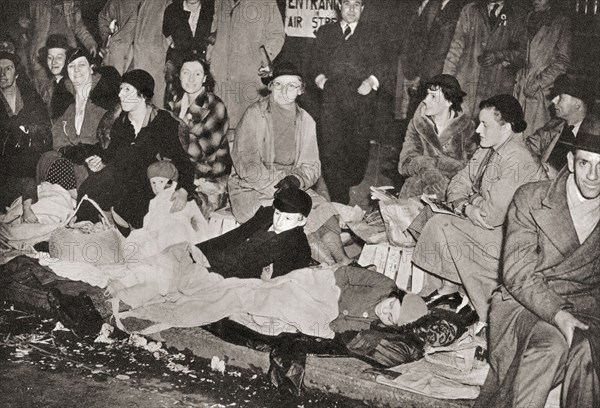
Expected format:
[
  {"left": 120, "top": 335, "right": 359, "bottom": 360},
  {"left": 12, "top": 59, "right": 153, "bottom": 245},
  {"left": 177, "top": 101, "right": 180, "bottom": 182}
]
[
  {"left": 147, "top": 160, "right": 178, "bottom": 194},
  {"left": 271, "top": 188, "right": 312, "bottom": 234},
  {"left": 375, "top": 290, "right": 428, "bottom": 327}
]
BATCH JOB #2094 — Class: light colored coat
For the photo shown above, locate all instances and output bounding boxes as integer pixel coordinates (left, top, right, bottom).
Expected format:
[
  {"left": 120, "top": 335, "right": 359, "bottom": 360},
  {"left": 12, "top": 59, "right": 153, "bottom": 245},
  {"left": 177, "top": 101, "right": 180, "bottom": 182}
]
[
  {"left": 98, "top": 0, "right": 143, "bottom": 75},
  {"left": 443, "top": 1, "right": 526, "bottom": 117},
  {"left": 476, "top": 169, "right": 600, "bottom": 407},
  {"left": 228, "top": 96, "right": 321, "bottom": 223},
  {"left": 207, "top": 0, "right": 285, "bottom": 127},
  {"left": 514, "top": 12, "right": 571, "bottom": 137},
  {"left": 131, "top": 0, "right": 172, "bottom": 108}
]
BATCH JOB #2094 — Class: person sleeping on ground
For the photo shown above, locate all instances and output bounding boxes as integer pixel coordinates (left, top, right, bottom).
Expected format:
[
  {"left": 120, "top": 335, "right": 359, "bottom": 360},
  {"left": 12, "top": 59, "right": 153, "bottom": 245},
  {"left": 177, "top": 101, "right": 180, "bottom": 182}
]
[
  {"left": 109, "top": 254, "right": 429, "bottom": 339},
  {"left": 197, "top": 187, "right": 313, "bottom": 279}
]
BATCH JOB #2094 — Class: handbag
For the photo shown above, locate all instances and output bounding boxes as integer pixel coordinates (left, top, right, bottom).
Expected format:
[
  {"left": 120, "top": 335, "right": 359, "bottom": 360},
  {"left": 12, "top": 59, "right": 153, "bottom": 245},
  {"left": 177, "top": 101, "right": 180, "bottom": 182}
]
[{"left": 49, "top": 195, "right": 124, "bottom": 265}]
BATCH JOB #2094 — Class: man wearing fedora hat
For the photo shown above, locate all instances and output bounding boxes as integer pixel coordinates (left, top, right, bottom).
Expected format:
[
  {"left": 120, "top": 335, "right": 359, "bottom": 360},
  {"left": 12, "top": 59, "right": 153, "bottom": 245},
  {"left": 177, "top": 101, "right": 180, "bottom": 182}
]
[
  {"left": 527, "top": 73, "right": 595, "bottom": 179},
  {"left": 475, "top": 114, "right": 600, "bottom": 408},
  {"left": 38, "top": 34, "right": 73, "bottom": 122}
]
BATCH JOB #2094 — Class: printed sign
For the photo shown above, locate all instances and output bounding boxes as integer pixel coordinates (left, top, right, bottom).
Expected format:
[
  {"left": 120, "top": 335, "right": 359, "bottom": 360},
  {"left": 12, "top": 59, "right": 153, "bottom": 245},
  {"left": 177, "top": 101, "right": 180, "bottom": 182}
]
[{"left": 285, "top": 0, "right": 338, "bottom": 38}]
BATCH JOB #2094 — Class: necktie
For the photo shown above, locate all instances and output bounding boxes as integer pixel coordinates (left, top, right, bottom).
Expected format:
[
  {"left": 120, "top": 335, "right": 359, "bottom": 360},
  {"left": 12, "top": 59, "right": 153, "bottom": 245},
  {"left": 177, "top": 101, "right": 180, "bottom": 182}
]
[
  {"left": 473, "top": 148, "right": 496, "bottom": 194},
  {"left": 489, "top": 3, "right": 499, "bottom": 26},
  {"left": 546, "top": 125, "right": 575, "bottom": 173},
  {"left": 343, "top": 25, "right": 352, "bottom": 40}
]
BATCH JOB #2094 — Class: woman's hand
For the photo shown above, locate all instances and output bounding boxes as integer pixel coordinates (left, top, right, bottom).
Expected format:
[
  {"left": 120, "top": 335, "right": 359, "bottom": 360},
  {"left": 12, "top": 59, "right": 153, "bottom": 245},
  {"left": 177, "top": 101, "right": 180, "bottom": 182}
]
[
  {"left": 170, "top": 188, "right": 188, "bottom": 213},
  {"left": 86, "top": 155, "right": 105, "bottom": 173},
  {"left": 465, "top": 204, "right": 493, "bottom": 230},
  {"left": 22, "top": 200, "right": 39, "bottom": 224}
]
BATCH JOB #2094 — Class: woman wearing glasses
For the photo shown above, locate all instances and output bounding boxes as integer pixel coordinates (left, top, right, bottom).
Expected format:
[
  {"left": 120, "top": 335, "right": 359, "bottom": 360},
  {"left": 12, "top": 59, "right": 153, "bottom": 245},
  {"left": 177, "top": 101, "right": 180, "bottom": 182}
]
[
  {"left": 229, "top": 62, "right": 353, "bottom": 265},
  {"left": 166, "top": 51, "right": 230, "bottom": 216}
]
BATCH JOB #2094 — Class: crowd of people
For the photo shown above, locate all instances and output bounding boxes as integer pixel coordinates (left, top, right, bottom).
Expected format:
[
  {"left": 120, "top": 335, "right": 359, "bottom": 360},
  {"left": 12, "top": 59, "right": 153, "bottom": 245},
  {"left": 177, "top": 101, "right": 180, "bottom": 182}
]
[{"left": 0, "top": 0, "right": 599, "bottom": 406}]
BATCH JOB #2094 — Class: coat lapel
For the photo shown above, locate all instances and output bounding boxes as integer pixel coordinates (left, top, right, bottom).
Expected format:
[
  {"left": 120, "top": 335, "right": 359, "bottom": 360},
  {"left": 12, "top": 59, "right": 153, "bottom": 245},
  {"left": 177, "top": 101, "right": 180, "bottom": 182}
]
[{"left": 532, "top": 170, "right": 581, "bottom": 258}]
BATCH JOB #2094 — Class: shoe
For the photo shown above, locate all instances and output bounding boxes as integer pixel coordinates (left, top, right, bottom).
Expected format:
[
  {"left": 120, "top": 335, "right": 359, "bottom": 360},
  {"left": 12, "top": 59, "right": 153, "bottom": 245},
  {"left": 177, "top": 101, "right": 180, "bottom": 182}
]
[
  {"left": 426, "top": 292, "right": 463, "bottom": 309},
  {"left": 422, "top": 290, "right": 441, "bottom": 303}
]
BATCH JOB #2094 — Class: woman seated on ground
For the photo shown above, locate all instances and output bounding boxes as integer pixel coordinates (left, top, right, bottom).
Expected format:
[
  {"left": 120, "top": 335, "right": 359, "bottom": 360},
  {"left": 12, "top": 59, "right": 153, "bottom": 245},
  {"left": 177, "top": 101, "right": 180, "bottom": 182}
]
[
  {"left": 398, "top": 74, "right": 477, "bottom": 199},
  {"left": 166, "top": 52, "right": 230, "bottom": 216},
  {"left": 77, "top": 69, "right": 196, "bottom": 230},
  {"left": 0, "top": 51, "right": 52, "bottom": 223},
  {"left": 197, "top": 187, "right": 313, "bottom": 279},
  {"left": 40, "top": 48, "right": 120, "bottom": 188},
  {"left": 228, "top": 62, "right": 352, "bottom": 265}
]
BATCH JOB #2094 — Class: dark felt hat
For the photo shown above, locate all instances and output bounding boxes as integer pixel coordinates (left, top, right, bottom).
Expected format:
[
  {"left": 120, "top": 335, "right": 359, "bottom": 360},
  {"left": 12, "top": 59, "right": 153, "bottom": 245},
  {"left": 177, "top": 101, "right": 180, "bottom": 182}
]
[
  {"left": 273, "top": 188, "right": 312, "bottom": 217},
  {"left": 0, "top": 51, "right": 19, "bottom": 67},
  {"left": 122, "top": 69, "right": 155, "bottom": 100},
  {"left": 39, "top": 34, "right": 71, "bottom": 58},
  {"left": 66, "top": 47, "right": 94, "bottom": 66},
  {"left": 272, "top": 62, "right": 303, "bottom": 81},
  {"left": 426, "top": 74, "right": 466, "bottom": 97},
  {"left": 559, "top": 114, "right": 600, "bottom": 154},
  {"left": 480, "top": 94, "right": 527, "bottom": 133},
  {"left": 549, "top": 74, "right": 596, "bottom": 106}
]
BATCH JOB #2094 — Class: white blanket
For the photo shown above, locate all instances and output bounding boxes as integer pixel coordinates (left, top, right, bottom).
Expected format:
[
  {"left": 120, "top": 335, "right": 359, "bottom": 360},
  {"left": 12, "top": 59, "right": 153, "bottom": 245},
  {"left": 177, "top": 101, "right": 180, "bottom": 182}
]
[
  {"left": 125, "top": 186, "right": 211, "bottom": 258},
  {"left": 107, "top": 243, "right": 341, "bottom": 339},
  {"left": 0, "top": 183, "right": 75, "bottom": 252}
]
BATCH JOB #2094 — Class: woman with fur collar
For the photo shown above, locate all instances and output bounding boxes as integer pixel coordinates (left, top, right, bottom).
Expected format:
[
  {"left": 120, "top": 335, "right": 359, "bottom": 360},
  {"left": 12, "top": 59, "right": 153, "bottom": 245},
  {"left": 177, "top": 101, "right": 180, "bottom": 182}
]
[
  {"left": 41, "top": 48, "right": 120, "bottom": 189},
  {"left": 399, "top": 74, "right": 478, "bottom": 199},
  {"left": 166, "top": 52, "right": 230, "bottom": 216}
]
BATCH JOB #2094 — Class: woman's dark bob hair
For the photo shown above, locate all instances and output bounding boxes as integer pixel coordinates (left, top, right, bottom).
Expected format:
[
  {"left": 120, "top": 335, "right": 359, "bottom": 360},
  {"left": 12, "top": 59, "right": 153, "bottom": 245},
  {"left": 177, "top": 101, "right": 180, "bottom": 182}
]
[{"left": 175, "top": 51, "right": 215, "bottom": 95}]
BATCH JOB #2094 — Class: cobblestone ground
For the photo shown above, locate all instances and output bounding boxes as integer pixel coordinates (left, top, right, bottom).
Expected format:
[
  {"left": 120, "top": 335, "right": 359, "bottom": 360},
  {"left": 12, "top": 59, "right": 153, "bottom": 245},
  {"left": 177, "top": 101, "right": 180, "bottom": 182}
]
[{"left": 0, "top": 302, "right": 373, "bottom": 408}]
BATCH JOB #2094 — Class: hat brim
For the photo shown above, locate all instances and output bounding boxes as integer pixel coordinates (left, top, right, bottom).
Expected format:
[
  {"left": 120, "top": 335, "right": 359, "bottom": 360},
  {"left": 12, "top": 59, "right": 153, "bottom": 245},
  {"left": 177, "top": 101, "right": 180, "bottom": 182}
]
[{"left": 559, "top": 133, "right": 600, "bottom": 154}]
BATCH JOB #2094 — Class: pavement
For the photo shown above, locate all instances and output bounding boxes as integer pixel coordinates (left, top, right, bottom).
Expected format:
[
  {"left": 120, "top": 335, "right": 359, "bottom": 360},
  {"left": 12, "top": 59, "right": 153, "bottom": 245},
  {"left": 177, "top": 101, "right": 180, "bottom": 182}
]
[{"left": 0, "top": 142, "right": 475, "bottom": 407}]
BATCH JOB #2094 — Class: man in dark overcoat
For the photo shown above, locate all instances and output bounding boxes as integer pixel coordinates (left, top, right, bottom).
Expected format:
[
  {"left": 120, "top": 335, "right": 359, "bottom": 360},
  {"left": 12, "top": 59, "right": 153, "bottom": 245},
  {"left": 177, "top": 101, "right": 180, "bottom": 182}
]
[
  {"left": 310, "top": 0, "right": 384, "bottom": 204},
  {"left": 474, "top": 115, "right": 600, "bottom": 408}
]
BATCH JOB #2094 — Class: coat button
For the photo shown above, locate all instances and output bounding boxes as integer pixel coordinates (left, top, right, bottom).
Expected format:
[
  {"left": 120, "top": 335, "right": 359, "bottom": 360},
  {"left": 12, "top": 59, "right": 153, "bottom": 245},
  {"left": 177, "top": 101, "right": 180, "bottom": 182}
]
[
  {"left": 342, "top": 310, "right": 349, "bottom": 316},
  {"left": 362, "top": 312, "right": 368, "bottom": 318}
]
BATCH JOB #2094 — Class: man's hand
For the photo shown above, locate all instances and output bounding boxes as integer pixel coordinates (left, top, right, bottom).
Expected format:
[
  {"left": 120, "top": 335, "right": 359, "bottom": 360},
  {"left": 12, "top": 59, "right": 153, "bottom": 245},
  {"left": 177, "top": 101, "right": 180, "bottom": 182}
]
[
  {"left": 465, "top": 204, "right": 493, "bottom": 230},
  {"left": 170, "top": 188, "right": 188, "bottom": 213},
  {"left": 315, "top": 74, "right": 328, "bottom": 90},
  {"left": 86, "top": 155, "right": 105, "bottom": 173},
  {"left": 542, "top": 162, "right": 559, "bottom": 179},
  {"left": 479, "top": 52, "right": 496, "bottom": 67},
  {"left": 89, "top": 44, "right": 98, "bottom": 58},
  {"left": 358, "top": 78, "right": 374, "bottom": 95},
  {"left": 22, "top": 200, "right": 39, "bottom": 224},
  {"left": 554, "top": 310, "right": 589, "bottom": 347}
]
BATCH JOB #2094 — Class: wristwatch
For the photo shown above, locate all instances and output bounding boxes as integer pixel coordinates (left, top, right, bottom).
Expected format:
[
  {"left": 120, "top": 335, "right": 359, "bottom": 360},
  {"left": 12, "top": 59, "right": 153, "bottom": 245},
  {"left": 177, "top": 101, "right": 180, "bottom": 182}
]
[{"left": 455, "top": 201, "right": 469, "bottom": 217}]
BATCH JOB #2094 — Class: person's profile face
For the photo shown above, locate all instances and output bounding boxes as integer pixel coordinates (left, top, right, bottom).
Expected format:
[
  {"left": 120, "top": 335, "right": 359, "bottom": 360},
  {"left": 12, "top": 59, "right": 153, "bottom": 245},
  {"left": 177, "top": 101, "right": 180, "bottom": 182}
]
[
  {"left": 119, "top": 82, "right": 145, "bottom": 112},
  {"left": 476, "top": 107, "right": 508, "bottom": 149},
  {"left": 423, "top": 87, "right": 451, "bottom": 117},
  {"left": 180, "top": 61, "right": 206, "bottom": 95},
  {"left": 551, "top": 94, "right": 579, "bottom": 120},
  {"left": 339, "top": 0, "right": 364, "bottom": 24},
  {"left": 272, "top": 209, "right": 305, "bottom": 233},
  {"left": 568, "top": 150, "right": 600, "bottom": 200},
  {"left": 47, "top": 48, "right": 67, "bottom": 77},
  {"left": 375, "top": 297, "right": 401, "bottom": 326},
  {"left": 150, "top": 176, "right": 171, "bottom": 195}
]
